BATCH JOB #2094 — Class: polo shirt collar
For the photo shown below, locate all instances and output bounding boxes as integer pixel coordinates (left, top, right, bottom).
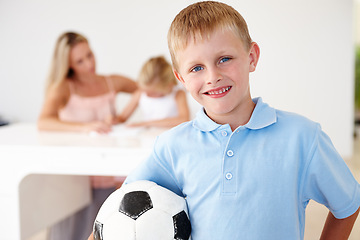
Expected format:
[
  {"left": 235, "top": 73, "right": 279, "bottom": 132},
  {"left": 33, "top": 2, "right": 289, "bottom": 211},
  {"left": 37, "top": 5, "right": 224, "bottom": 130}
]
[{"left": 193, "top": 97, "right": 277, "bottom": 132}]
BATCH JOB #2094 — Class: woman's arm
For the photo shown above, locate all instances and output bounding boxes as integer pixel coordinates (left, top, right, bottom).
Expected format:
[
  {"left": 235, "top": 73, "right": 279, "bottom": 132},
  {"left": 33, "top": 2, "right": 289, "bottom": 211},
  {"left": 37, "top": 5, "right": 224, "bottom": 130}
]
[
  {"left": 320, "top": 207, "right": 359, "bottom": 240},
  {"left": 37, "top": 82, "right": 111, "bottom": 133},
  {"left": 127, "top": 89, "right": 190, "bottom": 128},
  {"left": 110, "top": 74, "right": 138, "bottom": 93}
]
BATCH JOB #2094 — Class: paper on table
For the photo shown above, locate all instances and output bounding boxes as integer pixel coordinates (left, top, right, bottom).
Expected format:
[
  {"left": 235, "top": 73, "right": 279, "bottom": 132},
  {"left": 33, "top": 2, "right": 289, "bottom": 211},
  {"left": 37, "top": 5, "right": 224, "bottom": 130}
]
[
  {"left": 88, "top": 124, "right": 145, "bottom": 138},
  {"left": 108, "top": 124, "right": 146, "bottom": 137}
]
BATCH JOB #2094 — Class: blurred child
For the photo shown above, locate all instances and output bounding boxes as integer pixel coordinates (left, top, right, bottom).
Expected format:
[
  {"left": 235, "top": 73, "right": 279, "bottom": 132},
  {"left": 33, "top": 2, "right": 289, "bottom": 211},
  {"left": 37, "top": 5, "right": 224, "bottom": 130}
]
[{"left": 118, "top": 56, "right": 190, "bottom": 127}]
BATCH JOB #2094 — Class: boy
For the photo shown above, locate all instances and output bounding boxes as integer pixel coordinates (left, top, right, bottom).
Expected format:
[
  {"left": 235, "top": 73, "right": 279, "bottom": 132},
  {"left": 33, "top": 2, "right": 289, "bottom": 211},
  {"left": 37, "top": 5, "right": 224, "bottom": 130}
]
[{"left": 90, "top": 1, "right": 360, "bottom": 239}]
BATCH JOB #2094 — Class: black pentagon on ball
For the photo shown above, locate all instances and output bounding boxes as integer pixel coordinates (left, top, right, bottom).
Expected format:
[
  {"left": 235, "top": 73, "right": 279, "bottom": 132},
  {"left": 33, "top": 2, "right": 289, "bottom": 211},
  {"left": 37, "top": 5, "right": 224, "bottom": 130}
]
[
  {"left": 119, "top": 191, "right": 153, "bottom": 220},
  {"left": 93, "top": 220, "right": 104, "bottom": 240},
  {"left": 173, "top": 210, "right": 191, "bottom": 240}
]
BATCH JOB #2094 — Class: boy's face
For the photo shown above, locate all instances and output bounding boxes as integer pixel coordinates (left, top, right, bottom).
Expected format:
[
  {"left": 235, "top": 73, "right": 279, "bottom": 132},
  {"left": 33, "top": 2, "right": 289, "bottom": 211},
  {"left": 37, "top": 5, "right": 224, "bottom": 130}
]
[{"left": 173, "top": 29, "right": 260, "bottom": 124}]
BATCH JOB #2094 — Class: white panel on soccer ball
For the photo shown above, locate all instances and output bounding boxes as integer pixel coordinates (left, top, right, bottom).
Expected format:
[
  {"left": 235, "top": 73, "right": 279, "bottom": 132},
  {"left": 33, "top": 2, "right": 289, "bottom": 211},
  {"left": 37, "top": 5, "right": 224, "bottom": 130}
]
[
  {"left": 136, "top": 208, "right": 174, "bottom": 240},
  {"left": 121, "top": 180, "right": 156, "bottom": 193},
  {"left": 148, "top": 186, "right": 187, "bottom": 215},
  {"left": 96, "top": 188, "right": 125, "bottom": 223},
  {"left": 103, "top": 211, "right": 135, "bottom": 240}
]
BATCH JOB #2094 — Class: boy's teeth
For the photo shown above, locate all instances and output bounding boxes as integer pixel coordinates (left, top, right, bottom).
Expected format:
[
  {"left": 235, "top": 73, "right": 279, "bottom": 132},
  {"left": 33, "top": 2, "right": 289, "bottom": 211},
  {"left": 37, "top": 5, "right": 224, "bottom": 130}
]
[{"left": 208, "top": 86, "right": 230, "bottom": 95}]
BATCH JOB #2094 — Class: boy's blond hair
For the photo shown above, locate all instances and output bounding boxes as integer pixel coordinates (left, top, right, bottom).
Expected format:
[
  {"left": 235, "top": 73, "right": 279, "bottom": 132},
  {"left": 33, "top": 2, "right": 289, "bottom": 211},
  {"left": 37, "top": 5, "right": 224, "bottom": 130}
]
[
  {"left": 138, "top": 56, "right": 177, "bottom": 93},
  {"left": 167, "top": 1, "right": 252, "bottom": 70}
]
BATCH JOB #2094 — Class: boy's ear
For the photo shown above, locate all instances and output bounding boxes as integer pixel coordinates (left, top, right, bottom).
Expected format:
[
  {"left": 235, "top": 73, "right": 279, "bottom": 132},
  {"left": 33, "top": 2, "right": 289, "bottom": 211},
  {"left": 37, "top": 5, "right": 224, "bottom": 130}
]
[
  {"left": 173, "top": 69, "right": 185, "bottom": 84},
  {"left": 249, "top": 42, "right": 260, "bottom": 72}
]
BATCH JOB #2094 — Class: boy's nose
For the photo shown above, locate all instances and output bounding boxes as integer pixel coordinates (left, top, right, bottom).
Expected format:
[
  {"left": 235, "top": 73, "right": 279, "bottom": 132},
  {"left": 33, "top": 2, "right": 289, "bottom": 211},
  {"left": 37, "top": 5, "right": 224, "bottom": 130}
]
[{"left": 206, "top": 67, "right": 222, "bottom": 85}]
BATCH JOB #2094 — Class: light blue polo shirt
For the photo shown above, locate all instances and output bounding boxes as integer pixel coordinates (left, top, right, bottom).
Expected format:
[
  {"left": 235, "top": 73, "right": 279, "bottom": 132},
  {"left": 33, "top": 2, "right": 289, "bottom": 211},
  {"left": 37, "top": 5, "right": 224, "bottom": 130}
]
[{"left": 125, "top": 97, "right": 360, "bottom": 240}]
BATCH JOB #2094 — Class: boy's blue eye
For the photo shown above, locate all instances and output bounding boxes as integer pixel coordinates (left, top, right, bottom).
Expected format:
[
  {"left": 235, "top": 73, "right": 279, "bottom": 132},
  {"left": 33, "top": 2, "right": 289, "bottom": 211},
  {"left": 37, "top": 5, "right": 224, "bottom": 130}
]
[
  {"left": 220, "top": 57, "right": 230, "bottom": 63},
  {"left": 191, "top": 66, "right": 203, "bottom": 72}
]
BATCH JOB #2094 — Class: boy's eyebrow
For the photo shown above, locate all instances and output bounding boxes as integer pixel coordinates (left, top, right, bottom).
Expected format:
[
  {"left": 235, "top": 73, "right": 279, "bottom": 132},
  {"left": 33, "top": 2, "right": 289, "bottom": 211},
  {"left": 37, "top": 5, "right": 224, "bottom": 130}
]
[
  {"left": 180, "top": 60, "right": 199, "bottom": 71},
  {"left": 184, "top": 49, "right": 234, "bottom": 66}
]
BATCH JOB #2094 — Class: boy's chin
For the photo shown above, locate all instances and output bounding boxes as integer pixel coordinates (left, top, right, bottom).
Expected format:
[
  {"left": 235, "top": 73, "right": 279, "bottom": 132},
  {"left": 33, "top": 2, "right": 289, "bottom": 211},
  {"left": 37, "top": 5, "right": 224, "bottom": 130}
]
[{"left": 204, "top": 106, "right": 234, "bottom": 119}]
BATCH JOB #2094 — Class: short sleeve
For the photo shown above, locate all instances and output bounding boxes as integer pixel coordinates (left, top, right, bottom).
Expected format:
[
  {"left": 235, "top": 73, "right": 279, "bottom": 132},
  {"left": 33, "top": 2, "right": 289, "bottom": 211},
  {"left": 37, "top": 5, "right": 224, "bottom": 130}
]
[
  {"left": 124, "top": 136, "right": 183, "bottom": 197},
  {"left": 301, "top": 125, "right": 360, "bottom": 219}
]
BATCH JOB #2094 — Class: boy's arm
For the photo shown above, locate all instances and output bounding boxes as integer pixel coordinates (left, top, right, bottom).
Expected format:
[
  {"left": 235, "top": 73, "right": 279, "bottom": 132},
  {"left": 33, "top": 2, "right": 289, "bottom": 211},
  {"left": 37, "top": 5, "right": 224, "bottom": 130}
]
[{"left": 320, "top": 207, "right": 359, "bottom": 240}]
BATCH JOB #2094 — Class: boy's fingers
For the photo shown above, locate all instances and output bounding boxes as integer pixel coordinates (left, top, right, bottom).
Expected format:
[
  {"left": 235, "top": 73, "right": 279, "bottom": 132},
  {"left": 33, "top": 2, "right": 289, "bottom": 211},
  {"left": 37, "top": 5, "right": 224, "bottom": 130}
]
[{"left": 88, "top": 232, "right": 94, "bottom": 240}]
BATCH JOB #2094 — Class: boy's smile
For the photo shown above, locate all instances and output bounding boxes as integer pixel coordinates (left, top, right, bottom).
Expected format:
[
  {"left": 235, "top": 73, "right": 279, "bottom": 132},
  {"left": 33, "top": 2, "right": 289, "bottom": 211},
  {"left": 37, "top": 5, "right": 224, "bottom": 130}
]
[
  {"left": 204, "top": 86, "right": 232, "bottom": 97},
  {"left": 174, "top": 29, "right": 260, "bottom": 129}
]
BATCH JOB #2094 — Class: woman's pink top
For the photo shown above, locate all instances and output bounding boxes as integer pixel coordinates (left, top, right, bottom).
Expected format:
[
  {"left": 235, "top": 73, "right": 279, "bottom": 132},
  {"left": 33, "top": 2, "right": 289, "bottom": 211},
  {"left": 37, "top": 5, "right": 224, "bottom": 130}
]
[{"left": 59, "top": 77, "right": 116, "bottom": 122}]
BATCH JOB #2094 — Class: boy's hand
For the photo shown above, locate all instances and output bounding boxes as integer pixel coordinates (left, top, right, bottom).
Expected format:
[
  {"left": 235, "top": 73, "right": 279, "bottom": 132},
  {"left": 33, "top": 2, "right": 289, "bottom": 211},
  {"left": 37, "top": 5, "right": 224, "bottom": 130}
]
[{"left": 88, "top": 232, "right": 94, "bottom": 240}]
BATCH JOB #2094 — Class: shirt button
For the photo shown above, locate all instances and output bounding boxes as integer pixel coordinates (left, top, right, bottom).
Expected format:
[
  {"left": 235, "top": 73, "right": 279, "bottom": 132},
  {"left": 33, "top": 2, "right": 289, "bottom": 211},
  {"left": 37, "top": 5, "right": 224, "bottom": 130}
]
[
  {"left": 227, "top": 150, "right": 234, "bottom": 157},
  {"left": 225, "top": 172, "right": 233, "bottom": 180},
  {"left": 221, "top": 131, "right": 227, "bottom": 136}
]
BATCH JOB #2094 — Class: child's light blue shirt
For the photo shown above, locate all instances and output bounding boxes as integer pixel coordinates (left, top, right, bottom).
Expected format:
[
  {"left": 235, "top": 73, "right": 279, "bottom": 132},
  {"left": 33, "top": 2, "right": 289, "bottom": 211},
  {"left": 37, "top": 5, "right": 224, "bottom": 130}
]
[{"left": 125, "top": 97, "right": 360, "bottom": 240}]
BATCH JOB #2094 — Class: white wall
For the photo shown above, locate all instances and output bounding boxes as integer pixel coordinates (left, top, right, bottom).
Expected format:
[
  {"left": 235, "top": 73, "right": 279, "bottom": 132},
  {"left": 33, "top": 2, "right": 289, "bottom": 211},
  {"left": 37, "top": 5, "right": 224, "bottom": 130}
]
[
  {"left": 0, "top": 0, "right": 355, "bottom": 157},
  {"left": 356, "top": 0, "right": 360, "bottom": 45}
]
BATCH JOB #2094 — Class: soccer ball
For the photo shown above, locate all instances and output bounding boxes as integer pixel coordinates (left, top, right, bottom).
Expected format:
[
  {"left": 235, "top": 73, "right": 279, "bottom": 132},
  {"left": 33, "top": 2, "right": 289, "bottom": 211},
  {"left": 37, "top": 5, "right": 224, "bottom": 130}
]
[{"left": 93, "top": 180, "right": 191, "bottom": 240}]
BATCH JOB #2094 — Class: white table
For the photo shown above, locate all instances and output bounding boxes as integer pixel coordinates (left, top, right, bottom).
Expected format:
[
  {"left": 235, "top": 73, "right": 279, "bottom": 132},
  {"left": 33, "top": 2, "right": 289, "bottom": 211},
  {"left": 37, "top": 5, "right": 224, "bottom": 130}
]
[{"left": 0, "top": 123, "right": 163, "bottom": 240}]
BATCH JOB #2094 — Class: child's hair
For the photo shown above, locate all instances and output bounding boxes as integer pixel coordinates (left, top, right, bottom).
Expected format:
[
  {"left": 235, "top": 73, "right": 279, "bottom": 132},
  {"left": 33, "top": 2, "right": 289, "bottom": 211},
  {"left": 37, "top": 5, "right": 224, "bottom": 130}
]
[
  {"left": 167, "top": 1, "right": 252, "bottom": 70},
  {"left": 138, "top": 56, "right": 177, "bottom": 94},
  {"left": 46, "top": 32, "right": 88, "bottom": 92}
]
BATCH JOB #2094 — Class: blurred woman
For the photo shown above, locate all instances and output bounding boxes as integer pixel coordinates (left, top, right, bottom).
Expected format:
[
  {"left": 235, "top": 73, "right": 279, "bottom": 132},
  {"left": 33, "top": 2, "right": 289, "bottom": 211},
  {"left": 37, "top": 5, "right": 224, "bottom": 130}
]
[
  {"left": 38, "top": 32, "right": 137, "bottom": 133},
  {"left": 38, "top": 31, "right": 137, "bottom": 240}
]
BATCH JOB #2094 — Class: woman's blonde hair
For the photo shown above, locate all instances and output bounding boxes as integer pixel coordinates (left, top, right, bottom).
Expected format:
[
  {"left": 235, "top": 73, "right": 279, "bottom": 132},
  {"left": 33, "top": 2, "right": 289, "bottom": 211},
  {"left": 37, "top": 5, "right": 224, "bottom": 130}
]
[
  {"left": 138, "top": 56, "right": 177, "bottom": 93},
  {"left": 45, "top": 32, "right": 88, "bottom": 92},
  {"left": 167, "top": 1, "right": 252, "bottom": 70}
]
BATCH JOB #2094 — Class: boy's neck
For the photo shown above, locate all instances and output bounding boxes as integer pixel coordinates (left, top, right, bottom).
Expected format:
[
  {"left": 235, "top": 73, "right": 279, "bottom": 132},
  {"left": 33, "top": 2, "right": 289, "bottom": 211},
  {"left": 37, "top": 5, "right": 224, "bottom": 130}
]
[{"left": 205, "top": 98, "right": 256, "bottom": 132}]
